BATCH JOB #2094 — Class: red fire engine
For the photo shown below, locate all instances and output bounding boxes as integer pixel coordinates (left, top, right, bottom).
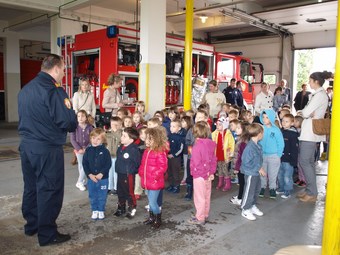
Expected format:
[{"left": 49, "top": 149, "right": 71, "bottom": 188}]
[{"left": 59, "top": 25, "right": 262, "bottom": 112}]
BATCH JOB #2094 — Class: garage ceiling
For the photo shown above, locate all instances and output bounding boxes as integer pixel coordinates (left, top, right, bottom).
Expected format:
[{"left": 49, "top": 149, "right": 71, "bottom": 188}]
[{"left": 0, "top": 0, "right": 337, "bottom": 42}]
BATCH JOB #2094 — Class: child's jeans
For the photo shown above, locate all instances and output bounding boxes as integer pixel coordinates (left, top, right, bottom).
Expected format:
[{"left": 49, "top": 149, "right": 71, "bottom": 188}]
[
  {"left": 88, "top": 178, "right": 108, "bottom": 212},
  {"left": 193, "top": 177, "right": 212, "bottom": 221},
  {"left": 277, "top": 162, "right": 294, "bottom": 194},
  {"left": 108, "top": 157, "right": 117, "bottom": 191},
  {"left": 147, "top": 190, "right": 161, "bottom": 214},
  {"left": 75, "top": 152, "right": 86, "bottom": 185}
]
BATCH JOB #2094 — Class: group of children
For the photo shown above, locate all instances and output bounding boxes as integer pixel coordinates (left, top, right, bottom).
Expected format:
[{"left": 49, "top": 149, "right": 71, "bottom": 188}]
[{"left": 69, "top": 98, "right": 304, "bottom": 227}]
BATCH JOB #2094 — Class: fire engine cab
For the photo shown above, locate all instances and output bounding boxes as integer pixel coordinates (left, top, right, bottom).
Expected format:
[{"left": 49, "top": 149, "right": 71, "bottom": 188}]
[{"left": 59, "top": 25, "right": 262, "bottom": 112}]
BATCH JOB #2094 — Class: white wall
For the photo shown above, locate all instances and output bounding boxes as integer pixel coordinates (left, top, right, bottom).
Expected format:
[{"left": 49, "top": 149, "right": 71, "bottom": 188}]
[
  {"left": 294, "top": 30, "right": 336, "bottom": 49},
  {"left": 214, "top": 36, "right": 289, "bottom": 84}
]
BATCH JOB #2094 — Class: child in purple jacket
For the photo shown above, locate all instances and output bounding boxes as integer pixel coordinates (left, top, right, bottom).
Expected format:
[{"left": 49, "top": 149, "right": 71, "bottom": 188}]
[
  {"left": 70, "top": 110, "right": 93, "bottom": 191},
  {"left": 188, "top": 121, "right": 217, "bottom": 225}
]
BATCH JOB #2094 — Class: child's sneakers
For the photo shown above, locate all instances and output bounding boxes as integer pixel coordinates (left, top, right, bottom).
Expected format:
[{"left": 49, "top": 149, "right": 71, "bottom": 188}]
[
  {"left": 241, "top": 209, "right": 256, "bottom": 221},
  {"left": 166, "top": 185, "right": 174, "bottom": 192},
  {"left": 231, "top": 177, "right": 239, "bottom": 184},
  {"left": 172, "top": 185, "right": 180, "bottom": 194},
  {"left": 126, "top": 207, "right": 137, "bottom": 219},
  {"left": 91, "top": 211, "right": 99, "bottom": 220},
  {"left": 98, "top": 211, "right": 105, "bottom": 220},
  {"left": 276, "top": 190, "right": 284, "bottom": 195},
  {"left": 76, "top": 182, "right": 86, "bottom": 191},
  {"left": 281, "top": 192, "right": 291, "bottom": 199},
  {"left": 229, "top": 196, "right": 242, "bottom": 205},
  {"left": 114, "top": 207, "right": 126, "bottom": 217},
  {"left": 187, "top": 217, "right": 205, "bottom": 225},
  {"left": 269, "top": 189, "right": 276, "bottom": 199},
  {"left": 251, "top": 205, "right": 263, "bottom": 216},
  {"left": 259, "top": 188, "right": 265, "bottom": 198}
]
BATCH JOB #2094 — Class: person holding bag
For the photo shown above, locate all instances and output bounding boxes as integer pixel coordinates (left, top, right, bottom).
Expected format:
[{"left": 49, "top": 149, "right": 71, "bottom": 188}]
[
  {"left": 297, "top": 71, "right": 333, "bottom": 203},
  {"left": 73, "top": 77, "right": 96, "bottom": 125},
  {"left": 102, "top": 74, "right": 124, "bottom": 117}
]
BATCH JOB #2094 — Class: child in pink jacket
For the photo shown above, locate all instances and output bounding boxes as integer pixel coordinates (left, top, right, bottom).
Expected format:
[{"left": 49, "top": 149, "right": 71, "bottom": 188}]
[
  {"left": 188, "top": 121, "right": 217, "bottom": 225},
  {"left": 138, "top": 127, "right": 168, "bottom": 229}
]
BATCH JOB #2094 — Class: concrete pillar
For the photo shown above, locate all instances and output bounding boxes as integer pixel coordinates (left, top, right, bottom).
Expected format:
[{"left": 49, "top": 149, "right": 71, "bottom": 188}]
[
  {"left": 50, "top": 17, "right": 83, "bottom": 54},
  {"left": 50, "top": 17, "right": 62, "bottom": 54},
  {"left": 4, "top": 35, "right": 20, "bottom": 122},
  {"left": 139, "top": 0, "right": 166, "bottom": 115}
]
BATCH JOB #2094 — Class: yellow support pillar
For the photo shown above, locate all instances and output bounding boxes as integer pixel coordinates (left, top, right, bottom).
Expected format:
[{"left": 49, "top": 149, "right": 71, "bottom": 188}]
[
  {"left": 321, "top": 2, "right": 340, "bottom": 254},
  {"left": 183, "top": 0, "right": 194, "bottom": 111}
]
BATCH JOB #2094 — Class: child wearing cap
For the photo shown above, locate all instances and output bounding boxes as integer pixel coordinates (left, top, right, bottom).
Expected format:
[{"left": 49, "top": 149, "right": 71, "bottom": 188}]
[{"left": 211, "top": 116, "right": 235, "bottom": 191}]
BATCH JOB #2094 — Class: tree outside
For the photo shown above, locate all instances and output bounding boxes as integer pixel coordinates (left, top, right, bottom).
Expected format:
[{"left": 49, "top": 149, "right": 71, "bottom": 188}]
[{"left": 296, "top": 49, "right": 314, "bottom": 91}]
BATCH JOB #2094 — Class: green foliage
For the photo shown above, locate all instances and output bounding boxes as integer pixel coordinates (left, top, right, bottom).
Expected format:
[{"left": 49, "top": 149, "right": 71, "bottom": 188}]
[
  {"left": 264, "top": 74, "right": 276, "bottom": 85},
  {"left": 296, "top": 50, "right": 314, "bottom": 90}
]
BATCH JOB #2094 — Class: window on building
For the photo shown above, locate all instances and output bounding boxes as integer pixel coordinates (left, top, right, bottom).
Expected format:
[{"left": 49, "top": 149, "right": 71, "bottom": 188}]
[{"left": 264, "top": 74, "right": 276, "bottom": 85}]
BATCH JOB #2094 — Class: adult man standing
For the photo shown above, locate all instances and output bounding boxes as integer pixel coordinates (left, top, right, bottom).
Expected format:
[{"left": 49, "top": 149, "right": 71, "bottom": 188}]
[
  {"left": 222, "top": 78, "right": 244, "bottom": 108},
  {"left": 18, "top": 54, "right": 77, "bottom": 246},
  {"left": 254, "top": 82, "right": 274, "bottom": 115},
  {"left": 201, "top": 79, "right": 226, "bottom": 119},
  {"left": 279, "top": 79, "right": 291, "bottom": 104}
]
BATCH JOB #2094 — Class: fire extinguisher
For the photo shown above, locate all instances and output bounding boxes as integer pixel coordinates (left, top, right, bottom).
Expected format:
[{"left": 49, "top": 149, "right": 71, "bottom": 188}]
[
  {"left": 173, "top": 82, "right": 179, "bottom": 104},
  {"left": 166, "top": 81, "right": 171, "bottom": 104},
  {"left": 169, "top": 83, "right": 174, "bottom": 105}
]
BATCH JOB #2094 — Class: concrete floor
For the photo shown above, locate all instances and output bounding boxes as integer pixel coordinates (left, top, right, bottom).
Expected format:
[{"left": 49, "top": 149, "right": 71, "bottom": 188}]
[{"left": 0, "top": 122, "right": 327, "bottom": 255}]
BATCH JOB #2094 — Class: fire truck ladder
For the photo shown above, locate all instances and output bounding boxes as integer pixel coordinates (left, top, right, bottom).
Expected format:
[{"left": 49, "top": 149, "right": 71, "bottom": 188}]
[{"left": 58, "top": 35, "right": 74, "bottom": 97}]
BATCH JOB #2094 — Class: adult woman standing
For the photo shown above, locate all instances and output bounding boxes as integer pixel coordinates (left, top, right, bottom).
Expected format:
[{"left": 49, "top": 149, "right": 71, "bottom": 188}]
[
  {"left": 297, "top": 71, "right": 332, "bottom": 202},
  {"left": 102, "top": 74, "right": 124, "bottom": 116},
  {"left": 293, "top": 84, "right": 311, "bottom": 111},
  {"left": 73, "top": 78, "right": 96, "bottom": 122}
]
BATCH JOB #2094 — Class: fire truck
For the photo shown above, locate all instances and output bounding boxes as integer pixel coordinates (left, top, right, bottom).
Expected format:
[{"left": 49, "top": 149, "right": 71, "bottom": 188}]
[{"left": 59, "top": 25, "right": 263, "bottom": 112}]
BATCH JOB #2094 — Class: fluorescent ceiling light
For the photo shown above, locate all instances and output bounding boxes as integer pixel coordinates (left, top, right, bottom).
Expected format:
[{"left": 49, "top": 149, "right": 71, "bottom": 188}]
[{"left": 200, "top": 15, "right": 208, "bottom": 23}]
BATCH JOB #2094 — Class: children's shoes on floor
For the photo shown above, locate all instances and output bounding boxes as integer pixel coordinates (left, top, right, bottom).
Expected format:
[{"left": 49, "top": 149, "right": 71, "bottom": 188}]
[
  {"left": 91, "top": 211, "right": 98, "bottom": 220},
  {"left": 188, "top": 217, "right": 205, "bottom": 225},
  {"left": 98, "top": 211, "right": 105, "bottom": 220},
  {"left": 241, "top": 209, "right": 256, "bottom": 221},
  {"left": 91, "top": 211, "right": 105, "bottom": 220}
]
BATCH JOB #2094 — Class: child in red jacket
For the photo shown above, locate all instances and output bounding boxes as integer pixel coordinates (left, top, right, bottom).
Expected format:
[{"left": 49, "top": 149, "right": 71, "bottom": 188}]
[
  {"left": 188, "top": 121, "right": 217, "bottom": 225},
  {"left": 138, "top": 128, "right": 168, "bottom": 229}
]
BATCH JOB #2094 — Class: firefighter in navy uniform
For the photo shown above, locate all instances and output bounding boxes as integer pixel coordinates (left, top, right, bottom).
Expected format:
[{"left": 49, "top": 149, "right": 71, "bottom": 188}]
[{"left": 18, "top": 54, "right": 77, "bottom": 246}]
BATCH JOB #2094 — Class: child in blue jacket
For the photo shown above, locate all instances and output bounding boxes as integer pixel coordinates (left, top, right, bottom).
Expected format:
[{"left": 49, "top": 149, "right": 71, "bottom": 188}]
[
  {"left": 240, "top": 123, "right": 266, "bottom": 221},
  {"left": 259, "top": 109, "right": 284, "bottom": 199},
  {"left": 83, "top": 128, "right": 112, "bottom": 220}
]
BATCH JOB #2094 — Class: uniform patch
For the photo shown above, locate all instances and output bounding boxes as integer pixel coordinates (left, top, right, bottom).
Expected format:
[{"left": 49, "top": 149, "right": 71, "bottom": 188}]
[
  {"left": 123, "top": 153, "right": 129, "bottom": 159},
  {"left": 64, "top": 98, "right": 72, "bottom": 109}
]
